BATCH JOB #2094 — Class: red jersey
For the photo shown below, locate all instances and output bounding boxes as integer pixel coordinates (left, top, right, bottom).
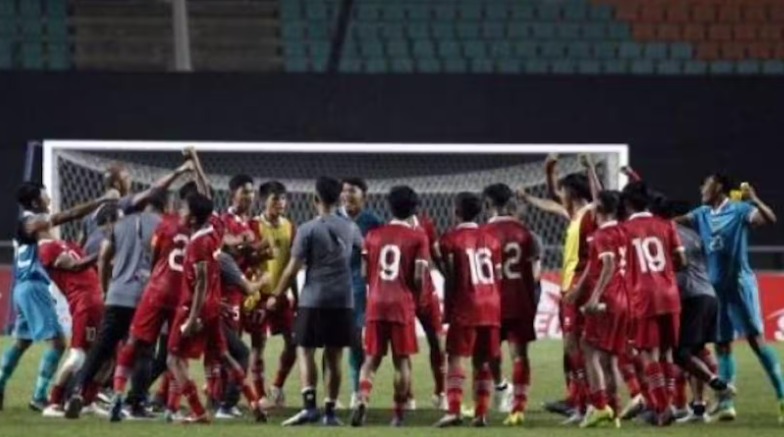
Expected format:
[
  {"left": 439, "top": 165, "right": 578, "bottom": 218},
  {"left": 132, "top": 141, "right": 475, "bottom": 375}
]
[
  {"left": 364, "top": 221, "right": 431, "bottom": 324},
  {"left": 180, "top": 224, "right": 222, "bottom": 320},
  {"left": 622, "top": 212, "right": 683, "bottom": 318},
  {"left": 147, "top": 214, "right": 190, "bottom": 309},
  {"left": 481, "top": 216, "right": 537, "bottom": 321},
  {"left": 412, "top": 214, "right": 438, "bottom": 307},
  {"left": 438, "top": 223, "right": 502, "bottom": 327},
  {"left": 220, "top": 209, "right": 257, "bottom": 300},
  {"left": 38, "top": 239, "right": 103, "bottom": 310},
  {"left": 585, "top": 222, "right": 628, "bottom": 312}
]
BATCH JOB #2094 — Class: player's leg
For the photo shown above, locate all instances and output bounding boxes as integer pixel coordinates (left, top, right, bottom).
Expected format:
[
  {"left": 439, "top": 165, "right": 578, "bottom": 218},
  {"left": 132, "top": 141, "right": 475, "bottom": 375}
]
[
  {"left": 324, "top": 346, "right": 345, "bottom": 425},
  {"left": 28, "top": 295, "right": 66, "bottom": 411},
  {"left": 491, "top": 322, "right": 512, "bottom": 414},
  {"left": 352, "top": 319, "right": 384, "bottom": 426},
  {"left": 348, "top": 297, "right": 365, "bottom": 408},
  {"left": 390, "top": 354, "right": 412, "bottom": 426},
  {"left": 249, "top": 329, "right": 267, "bottom": 403},
  {"left": 220, "top": 346, "right": 266, "bottom": 422},
  {"left": 0, "top": 338, "right": 32, "bottom": 410},
  {"left": 579, "top": 322, "right": 611, "bottom": 428},
  {"left": 503, "top": 340, "right": 531, "bottom": 426},
  {"left": 414, "top": 304, "right": 445, "bottom": 408},
  {"left": 469, "top": 326, "right": 499, "bottom": 426},
  {"left": 167, "top": 354, "right": 208, "bottom": 423},
  {"left": 435, "top": 324, "right": 472, "bottom": 427},
  {"left": 283, "top": 308, "right": 326, "bottom": 426},
  {"left": 636, "top": 317, "right": 668, "bottom": 425},
  {"left": 270, "top": 304, "right": 297, "bottom": 407},
  {"left": 217, "top": 324, "right": 250, "bottom": 418}
]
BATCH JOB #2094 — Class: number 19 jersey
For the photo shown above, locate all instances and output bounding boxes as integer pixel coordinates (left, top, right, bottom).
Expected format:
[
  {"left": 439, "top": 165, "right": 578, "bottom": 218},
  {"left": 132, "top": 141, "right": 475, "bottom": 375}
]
[
  {"left": 438, "top": 223, "right": 502, "bottom": 327},
  {"left": 146, "top": 214, "right": 190, "bottom": 309}
]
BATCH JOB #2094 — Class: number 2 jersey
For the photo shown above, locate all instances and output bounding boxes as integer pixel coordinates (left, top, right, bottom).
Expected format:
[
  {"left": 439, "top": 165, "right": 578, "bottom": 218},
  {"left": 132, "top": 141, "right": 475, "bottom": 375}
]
[
  {"left": 438, "top": 223, "right": 502, "bottom": 327},
  {"left": 146, "top": 214, "right": 190, "bottom": 309},
  {"left": 363, "top": 220, "right": 431, "bottom": 325},
  {"left": 622, "top": 212, "right": 683, "bottom": 319}
]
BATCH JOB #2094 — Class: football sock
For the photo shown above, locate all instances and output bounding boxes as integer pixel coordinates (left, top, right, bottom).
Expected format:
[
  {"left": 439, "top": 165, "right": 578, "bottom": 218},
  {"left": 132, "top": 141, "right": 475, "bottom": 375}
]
[
  {"left": 698, "top": 348, "right": 718, "bottom": 375},
  {"left": 446, "top": 366, "right": 466, "bottom": 415},
  {"left": 393, "top": 393, "right": 406, "bottom": 420},
  {"left": 755, "top": 345, "right": 784, "bottom": 400},
  {"left": 273, "top": 346, "right": 297, "bottom": 389},
  {"left": 717, "top": 349, "right": 736, "bottom": 384},
  {"left": 325, "top": 398, "right": 336, "bottom": 417},
  {"left": 113, "top": 342, "right": 136, "bottom": 394},
  {"left": 619, "top": 354, "right": 642, "bottom": 397},
  {"left": 591, "top": 389, "right": 608, "bottom": 410},
  {"left": 644, "top": 362, "right": 667, "bottom": 414},
  {"left": 251, "top": 359, "right": 266, "bottom": 399},
  {"left": 512, "top": 359, "right": 530, "bottom": 413},
  {"left": 474, "top": 366, "right": 492, "bottom": 418},
  {"left": 182, "top": 380, "right": 206, "bottom": 417},
  {"left": 0, "top": 344, "right": 24, "bottom": 392},
  {"left": 33, "top": 347, "right": 62, "bottom": 401},
  {"left": 302, "top": 387, "right": 317, "bottom": 411},
  {"left": 49, "top": 384, "right": 65, "bottom": 406},
  {"left": 349, "top": 345, "right": 363, "bottom": 393},
  {"left": 359, "top": 378, "right": 373, "bottom": 404}
]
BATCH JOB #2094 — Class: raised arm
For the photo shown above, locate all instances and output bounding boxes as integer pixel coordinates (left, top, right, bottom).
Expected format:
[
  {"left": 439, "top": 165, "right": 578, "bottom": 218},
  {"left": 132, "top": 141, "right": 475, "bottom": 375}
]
[
  {"left": 517, "top": 189, "right": 570, "bottom": 220},
  {"left": 25, "top": 190, "right": 120, "bottom": 237},
  {"left": 129, "top": 161, "right": 193, "bottom": 208},
  {"left": 580, "top": 153, "right": 603, "bottom": 202},
  {"left": 621, "top": 165, "right": 642, "bottom": 183},
  {"left": 183, "top": 147, "right": 211, "bottom": 199},
  {"left": 743, "top": 183, "right": 777, "bottom": 226}
]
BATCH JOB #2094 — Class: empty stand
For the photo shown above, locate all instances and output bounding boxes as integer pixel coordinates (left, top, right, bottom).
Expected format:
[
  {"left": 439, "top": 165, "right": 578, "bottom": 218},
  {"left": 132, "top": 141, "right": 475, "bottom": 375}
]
[{"left": 0, "top": 0, "right": 71, "bottom": 70}]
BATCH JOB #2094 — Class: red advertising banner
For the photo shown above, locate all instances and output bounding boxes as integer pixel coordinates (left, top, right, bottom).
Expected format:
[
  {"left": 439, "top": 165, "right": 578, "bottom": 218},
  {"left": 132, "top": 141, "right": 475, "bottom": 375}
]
[
  {"left": 759, "top": 274, "right": 784, "bottom": 342},
  {"left": 0, "top": 266, "right": 12, "bottom": 331}
]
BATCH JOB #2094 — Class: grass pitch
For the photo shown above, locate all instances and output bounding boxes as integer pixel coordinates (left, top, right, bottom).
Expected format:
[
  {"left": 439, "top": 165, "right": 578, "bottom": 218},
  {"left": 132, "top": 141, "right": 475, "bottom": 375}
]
[{"left": 0, "top": 337, "right": 782, "bottom": 437}]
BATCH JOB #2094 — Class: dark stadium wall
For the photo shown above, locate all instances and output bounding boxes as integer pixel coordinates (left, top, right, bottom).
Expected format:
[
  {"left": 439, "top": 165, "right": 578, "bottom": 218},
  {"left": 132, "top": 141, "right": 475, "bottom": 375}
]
[{"left": 1, "top": 73, "right": 784, "bottom": 247}]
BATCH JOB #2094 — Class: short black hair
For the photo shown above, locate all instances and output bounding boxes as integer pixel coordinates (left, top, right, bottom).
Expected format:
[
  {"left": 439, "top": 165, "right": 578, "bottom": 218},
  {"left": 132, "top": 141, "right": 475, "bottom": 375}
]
[
  {"left": 187, "top": 193, "right": 214, "bottom": 226},
  {"left": 144, "top": 188, "right": 168, "bottom": 212},
  {"left": 387, "top": 185, "right": 419, "bottom": 220},
  {"left": 482, "top": 183, "right": 514, "bottom": 209},
  {"left": 179, "top": 181, "right": 198, "bottom": 200},
  {"left": 259, "top": 180, "right": 287, "bottom": 200},
  {"left": 16, "top": 182, "right": 44, "bottom": 210},
  {"left": 596, "top": 190, "right": 622, "bottom": 218},
  {"left": 710, "top": 173, "right": 734, "bottom": 195},
  {"left": 648, "top": 190, "right": 669, "bottom": 218},
  {"left": 229, "top": 174, "right": 254, "bottom": 193},
  {"left": 455, "top": 192, "right": 482, "bottom": 222},
  {"left": 342, "top": 177, "right": 368, "bottom": 195},
  {"left": 316, "top": 176, "right": 342, "bottom": 206},
  {"left": 622, "top": 181, "right": 650, "bottom": 212},
  {"left": 559, "top": 173, "right": 592, "bottom": 202},
  {"left": 96, "top": 203, "right": 120, "bottom": 226}
]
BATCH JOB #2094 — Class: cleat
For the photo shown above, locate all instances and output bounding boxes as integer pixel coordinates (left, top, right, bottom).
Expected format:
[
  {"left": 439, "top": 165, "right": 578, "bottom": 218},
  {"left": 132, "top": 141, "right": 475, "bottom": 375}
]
[
  {"left": 150, "top": 394, "right": 166, "bottom": 413},
  {"left": 434, "top": 413, "right": 463, "bottom": 428},
  {"left": 717, "top": 383, "right": 737, "bottom": 400},
  {"left": 322, "top": 414, "right": 343, "bottom": 426},
  {"left": 109, "top": 395, "right": 124, "bottom": 422},
  {"left": 561, "top": 410, "right": 584, "bottom": 425},
  {"left": 350, "top": 403, "right": 367, "bottom": 427},
  {"left": 42, "top": 404, "right": 66, "bottom": 418},
  {"left": 97, "top": 389, "right": 113, "bottom": 405},
  {"left": 252, "top": 402, "right": 268, "bottom": 423},
  {"left": 620, "top": 394, "right": 645, "bottom": 420},
  {"left": 29, "top": 398, "right": 47, "bottom": 412},
  {"left": 282, "top": 409, "right": 320, "bottom": 427},
  {"left": 460, "top": 405, "right": 475, "bottom": 419},
  {"left": 64, "top": 395, "right": 83, "bottom": 420},
  {"left": 676, "top": 411, "right": 710, "bottom": 424},
  {"left": 182, "top": 413, "right": 210, "bottom": 424},
  {"left": 269, "top": 386, "right": 286, "bottom": 408},
  {"left": 580, "top": 406, "right": 614, "bottom": 428},
  {"left": 494, "top": 383, "right": 513, "bottom": 413},
  {"left": 126, "top": 407, "right": 154, "bottom": 420},
  {"left": 215, "top": 408, "right": 236, "bottom": 420},
  {"left": 710, "top": 400, "right": 736, "bottom": 422},
  {"left": 404, "top": 396, "right": 417, "bottom": 411},
  {"left": 349, "top": 392, "right": 359, "bottom": 409},
  {"left": 614, "top": 418, "right": 622, "bottom": 428},
  {"left": 503, "top": 411, "right": 525, "bottom": 426},
  {"left": 390, "top": 416, "right": 404, "bottom": 427},
  {"left": 471, "top": 416, "right": 489, "bottom": 427},
  {"left": 230, "top": 406, "right": 244, "bottom": 417},
  {"left": 163, "top": 410, "right": 186, "bottom": 423},
  {"left": 432, "top": 393, "right": 447, "bottom": 410},
  {"left": 544, "top": 398, "right": 575, "bottom": 417},
  {"left": 673, "top": 407, "right": 690, "bottom": 421}
]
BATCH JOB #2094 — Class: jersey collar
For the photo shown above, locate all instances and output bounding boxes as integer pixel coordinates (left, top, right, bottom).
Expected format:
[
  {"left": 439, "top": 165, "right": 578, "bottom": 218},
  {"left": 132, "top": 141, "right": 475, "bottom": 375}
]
[
  {"left": 488, "top": 215, "right": 516, "bottom": 224},
  {"left": 390, "top": 219, "right": 412, "bottom": 228},
  {"left": 456, "top": 222, "right": 479, "bottom": 229},
  {"left": 599, "top": 220, "right": 618, "bottom": 229},
  {"left": 628, "top": 211, "right": 653, "bottom": 220},
  {"left": 191, "top": 225, "right": 214, "bottom": 241},
  {"left": 711, "top": 198, "right": 730, "bottom": 215}
]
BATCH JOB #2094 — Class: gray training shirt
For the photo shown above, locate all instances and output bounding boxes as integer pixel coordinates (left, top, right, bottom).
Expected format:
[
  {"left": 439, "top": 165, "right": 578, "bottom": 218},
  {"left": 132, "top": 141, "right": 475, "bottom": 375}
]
[
  {"left": 292, "top": 213, "right": 363, "bottom": 309},
  {"left": 82, "top": 195, "right": 136, "bottom": 257},
  {"left": 105, "top": 211, "right": 161, "bottom": 308},
  {"left": 676, "top": 224, "right": 716, "bottom": 300}
]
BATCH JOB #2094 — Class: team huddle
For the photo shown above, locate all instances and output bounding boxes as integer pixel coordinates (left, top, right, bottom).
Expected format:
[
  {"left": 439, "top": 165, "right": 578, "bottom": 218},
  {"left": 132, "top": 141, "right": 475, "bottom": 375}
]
[{"left": 0, "top": 149, "right": 782, "bottom": 428}]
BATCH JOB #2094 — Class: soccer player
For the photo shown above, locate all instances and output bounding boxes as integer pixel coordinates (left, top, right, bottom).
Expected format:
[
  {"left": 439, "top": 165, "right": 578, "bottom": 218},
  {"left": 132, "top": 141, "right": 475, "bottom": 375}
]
[
  {"left": 677, "top": 174, "right": 784, "bottom": 422},
  {"left": 38, "top": 234, "right": 104, "bottom": 418},
  {"left": 481, "top": 183, "right": 539, "bottom": 426},
  {"left": 339, "top": 177, "right": 383, "bottom": 408},
  {"left": 622, "top": 181, "right": 686, "bottom": 426},
  {"left": 571, "top": 191, "right": 628, "bottom": 428},
  {"left": 351, "top": 185, "right": 430, "bottom": 427},
  {"left": 166, "top": 193, "right": 266, "bottom": 424},
  {"left": 247, "top": 181, "right": 298, "bottom": 408},
  {"left": 0, "top": 183, "right": 117, "bottom": 412},
  {"left": 273, "top": 177, "right": 363, "bottom": 426},
  {"left": 435, "top": 192, "right": 502, "bottom": 428}
]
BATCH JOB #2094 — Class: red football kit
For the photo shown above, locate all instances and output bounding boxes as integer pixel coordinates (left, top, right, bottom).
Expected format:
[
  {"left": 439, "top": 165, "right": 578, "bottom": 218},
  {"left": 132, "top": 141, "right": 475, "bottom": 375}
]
[
  {"left": 168, "top": 224, "right": 226, "bottom": 359},
  {"left": 438, "top": 223, "right": 502, "bottom": 358},
  {"left": 581, "top": 221, "right": 629, "bottom": 355},
  {"left": 38, "top": 239, "right": 104, "bottom": 350},
  {"left": 220, "top": 208, "right": 257, "bottom": 332},
  {"left": 363, "top": 220, "right": 431, "bottom": 357},
  {"left": 482, "top": 216, "right": 538, "bottom": 345},
  {"left": 561, "top": 207, "right": 598, "bottom": 335},
  {"left": 622, "top": 212, "right": 684, "bottom": 350},
  {"left": 130, "top": 214, "right": 190, "bottom": 344}
]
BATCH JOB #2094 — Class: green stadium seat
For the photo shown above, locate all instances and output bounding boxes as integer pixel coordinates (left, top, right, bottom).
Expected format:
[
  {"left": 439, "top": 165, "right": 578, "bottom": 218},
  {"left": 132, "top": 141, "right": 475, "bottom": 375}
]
[
  {"left": 443, "top": 58, "right": 467, "bottom": 73},
  {"left": 684, "top": 61, "right": 708, "bottom": 75},
  {"left": 337, "top": 58, "right": 362, "bottom": 73},
  {"left": 311, "top": 56, "right": 329, "bottom": 72},
  {"left": 589, "top": 4, "right": 613, "bottom": 21},
  {"left": 709, "top": 61, "right": 734, "bottom": 75},
  {"left": 341, "top": 41, "right": 359, "bottom": 57},
  {"left": 437, "top": 41, "right": 460, "bottom": 58},
  {"left": 360, "top": 40, "right": 383, "bottom": 57},
  {"left": 551, "top": 60, "right": 577, "bottom": 74},
  {"left": 309, "top": 42, "right": 331, "bottom": 58},
  {"left": 602, "top": 60, "right": 628, "bottom": 74},
  {"left": 381, "top": 6, "right": 404, "bottom": 21},
  {"left": 630, "top": 60, "right": 655, "bottom": 74},
  {"left": 379, "top": 23, "right": 403, "bottom": 39},
  {"left": 577, "top": 60, "right": 601, "bottom": 74},
  {"left": 608, "top": 23, "right": 631, "bottom": 40},
  {"left": 21, "top": 19, "right": 44, "bottom": 41},
  {"left": 670, "top": 43, "right": 694, "bottom": 60},
  {"left": 47, "top": 43, "right": 70, "bottom": 70},
  {"left": 46, "top": 19, "right": 67, "bottom": 41},
  {"left": 434, "top": 4, "right": 456, "bottom": 22},
  {"left": 386, "top": 40, "right": 409, "bottom": 57},
  {"left": 656, "top": 60, "right": 683, "bottom": 75},
  {"left": 485, "top": 4, "right": 508, "bottom": 21},
  {"left": 20, "top": 0, "right": 42, "bottom": 17},
  {"left": 498, "top": 59, "right": 523, "bottom": 74},
  {"left": 432, "top": 23, "right": 455, "bottom": 39},
  {"left": 21, "top": 42, "right": 44, "bottom": 70},
  {"left": 619, "top": 42, "right": 642, "bottom": 60},
  {"left": 489, "top": 41, "right": 512, "bottom": 58},
  {"left": 281, "top": 22, "right": 307, "bottom": 40},
  {"left": 507, "top": 23, "right": 529, "bottom": 38},
  {"left": 463, "top": 40, "right": 486, "bottom": 59},
  {"left": 459, "top": 4, "right": 482, "bottom": 21},
  {"left": 762, "top": 61, "right": 784, "bottom": 75},
  {"left": 412, "top": 40, "right": 435, "bottom": 57},
  {"left": 415, "top": 58, "right": 441, "bottom": 73},
  {"left": 736, "top": 61, "right": 760, "bottom": 75},
  {"left": 352, "top": 23, "right": 378, "bottom": 40},
  {"left": 556, "top": 24, "right": 580, "bottom": 40},
  {"left": 355, "top": 4, "right": 380, "bottom": 21},
  {"left": 0, "top": 17, "right": 14, "bottom": 36},
  {"left": 530, "top": 23, "right": 556, "bottom": 40},
  {"left": 594, "top": 42, "right": 618, "bottom": 60},
  {"left": 0, "top": 48, "right": 11, "bottom": 69},
  {"left": 285, "top": 57, "right": 309, "bottom": 73},
  {"left": 0, "top": 0, "right": 15, "bottom": 16},
  {"left": 581, "top": 23, "right": 605, "bottom": 41},
  {"left": 566, "top": 42, "right": 591, "bottom": 59},
  {"left": 643, "top": 43, "right": 668, "bottom": 60},
  {"left": 540, "top": 41, "right": 565, "bottom": 59},
  {"left": 511, "top": 4, "right": 534, "bottom": 20},
  {"left": 482, "top": 22, "right": 505, "bottom": 39},
  {"left": 523, "top": 60, "right": 548, "bottom": 74},
  {"left": 305, "top": 4, "right": 328, "bottom": 21},
  {"left": 365, "top": 58, "right": 388, "bottom": 73},
  {"left": 405, "top": 23, "right": 429, "bottom": 39},
  {"left": 279, "top": 1, "right": 301, "bottom": 19},
  {"left": 457, "top": 22, "right": 480, "bottom": 39},
  {"left": 406, "top": 5, "right": 429, "bottom": 21},
  {"left": 308, "top": 22, "right": 330, "bottom": 39},
  {"left": 284, "top": 41, "right": 308, "bottom": 57},
  {"left": 563, "top": 4, "right": 588, "bottom": 21},
  {"left": 514, "top": 41, "right": 538, "bottom": 58},
  {"left": 470, "top": 58, "right": 493, "bottom": 73},
  {"left": 46, "top": 0, "right": 67, "bottom": 18},
  {"left": 536, "top": 3, "right": 561, "bottom": 21},
  {"left": 390, "top": 58, "right": 414, "bottom": 73}
]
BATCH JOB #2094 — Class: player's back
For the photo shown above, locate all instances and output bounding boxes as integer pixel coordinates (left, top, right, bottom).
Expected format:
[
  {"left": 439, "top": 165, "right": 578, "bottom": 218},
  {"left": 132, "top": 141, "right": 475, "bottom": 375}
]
[
  {"left": 482, "top": 217, "right": 537, "bottom": 321},
  {"left": 676, "top": 224, "right": 716, "bottom": 300},
  {"left": 364, "top": 222, "right": 430, "bottom": 324},
  {"left": 586, "top": 222, "right": 628, "bottom": 310},
  {"left": 439, "top": 224, "right": 501, "bottom": 327},
  {"left": 181, "top": 224, "right": 222, "bottom": 319},
  {"left": 147, "top": 214, "right": 190, "bottom": 306},
  {"left": 623, "top": 212, "right": 682, "bottom": 318},
  {"left": 39, "top": 239, "right": 101, "bottom": 307},
  {"left": 107, "top": 211, "right": 161, "bottom": 308}
]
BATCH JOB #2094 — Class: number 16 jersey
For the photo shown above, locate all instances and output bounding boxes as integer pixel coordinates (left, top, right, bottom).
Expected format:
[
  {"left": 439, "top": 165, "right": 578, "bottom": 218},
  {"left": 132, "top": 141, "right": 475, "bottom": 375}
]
[{"left": 146, "top": 214, "right": 190, "bottom": 309}]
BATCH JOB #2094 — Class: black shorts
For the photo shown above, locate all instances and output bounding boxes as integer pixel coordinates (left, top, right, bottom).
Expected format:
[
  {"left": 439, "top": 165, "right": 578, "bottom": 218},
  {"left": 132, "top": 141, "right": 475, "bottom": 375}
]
[
  {"left": 679, "top": 295, "right": 718, "bottom": 348},
  {"left": 294, "top": 307, "right": 354, "bottom": 348}
]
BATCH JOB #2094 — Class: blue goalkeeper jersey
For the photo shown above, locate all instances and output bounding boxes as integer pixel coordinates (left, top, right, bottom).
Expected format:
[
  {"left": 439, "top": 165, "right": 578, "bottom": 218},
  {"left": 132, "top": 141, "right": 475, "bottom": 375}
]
[{"left": 339, "top": 207, "right": 383, "bottom": 291}]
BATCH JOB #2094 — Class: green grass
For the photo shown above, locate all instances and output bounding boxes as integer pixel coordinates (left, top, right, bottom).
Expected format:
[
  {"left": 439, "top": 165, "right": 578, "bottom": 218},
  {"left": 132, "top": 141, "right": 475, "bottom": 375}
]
[{"left": 0, "top": 338, "right": 783, "bottom": 436}]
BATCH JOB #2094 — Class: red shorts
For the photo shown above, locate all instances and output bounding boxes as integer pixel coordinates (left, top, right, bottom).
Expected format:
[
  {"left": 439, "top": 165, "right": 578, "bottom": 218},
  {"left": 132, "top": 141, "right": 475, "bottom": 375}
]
[
  {"left": 70, "top": 303, "right": 104, "bottom": 350},
  {"left": 583, "top": 310, "right": 628, "bottom": 355},
  {"left": 634, "top": 313, "right": 680, "bottom": 351},
  {"left": 168, "top": 309, "right": 227, "bottom": 360},
  {"left": 242, "top": 305, "right": 268, "bottom": 335},
  {"left": 501, "top": 318, "right": 536, "bottom": 345},
  {"left": 446, "top": 324, "right": 501, "bottom": 359},
  {"left": 415, "top": 296, "right": 443, "bottom": 335},
  {"left": 365, "top": 320, "right": 418, "bottom": 357},
  {"left": 265, "top": 296, "right": 295, "bottom": 336},
  {"left": 560, "top": 301, "right": 584, "bottom": 335},
  {"left": 130, "top": 292, "right": 175, "bottom": 344}
]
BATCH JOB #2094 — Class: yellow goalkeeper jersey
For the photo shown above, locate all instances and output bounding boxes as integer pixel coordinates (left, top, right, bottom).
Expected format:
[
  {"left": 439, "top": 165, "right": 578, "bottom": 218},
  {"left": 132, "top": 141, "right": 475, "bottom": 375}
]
[
  {"left": 561, "top": 204, "right": 595, "bottom": 292},
  {"left": 257, "top": 214, "right": 295, "bottom": 295}
]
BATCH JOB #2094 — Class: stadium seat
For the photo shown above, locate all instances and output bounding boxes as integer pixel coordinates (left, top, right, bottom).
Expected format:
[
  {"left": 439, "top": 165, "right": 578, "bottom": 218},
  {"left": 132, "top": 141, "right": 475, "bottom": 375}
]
[
  {"left": 657, "top": 24, "right": 682, "bottom": 42},
  {"left": 21, "top": 42, "right": 44, "bottom": 69},
  {"left": 47, "top": 43, "right": 70, "bottom": 70},
  {"left": 415, "top": 58, "right": 441, "bottom": 73},
  {"left": 684, "top": 60, "right": 708, "bottom": 75},
  {"left": 577, "top": 60, "right": 601, "bottom": 74},
  {"left": 630, "top": 60, "right": 655, "bottom": 75},
  {"left": 389, "top": 58, "right": 414, "bottom": 73},
  {"left": 482, "top": 22, "right": 505, "bottom": 39},
  {"left": 607, "top": 23, "right": 631, "bottom": 40},
  {"left": 379, "top": 23, "right": 404, "bottom": 39},
  {"left": 619, "top": 42, "right": 643, "bottom": 60},
  {"left": 20, "top": 0, "right": 41, "bottom": 17},
  {"left": 365, "top": 58, "right": 388, "bottom": 73},
  {"left": 0, "top": 17, "right": 14, "bottom": 36},
  {"left": 405, "top": 5, "right": 429, "bottom": 21},
  {"left": 489, "top": 41, "right": 512, "bottom": 58},
  {"left": 433, "top": 4, "right": 456, "bottom": 22},
  {"left": 523, "top": 60, "right": 548, "bottom": 74},
  {"left": 536, "top": 3, "right": 561, "bottom": 21},
  {"left": 281, "top": 22, "right": 307, "bottom": 41},
  {"left": 432, "top": 22, "right": 455, "bottom": 39},
  {"left": 405, "top": 23, "right": 429, "bottom": 39},
  {"left": 709, "top": 61, "right": 734, "bottom": 75},
  {"left": 305, "top": 3, "right": 328, "bottom": 21},
  {"left": 556, "top": 23, "right": 581, "bottom": 41},
  {"left": 46, "top": 19, "right": 68, "bottom": 41},
  {"left": 594, "top": 42, "right": 618, "bottom": 60},
  {"left": 551, "top": 60, "right": 577, "bottom": 74},
  {"left": 497, "top": 59, "right": 522, "bottom": 73},
  {"left": 485, "top": 4, "right": 509, "bottom": 21},
  {"left": 563, "top": 3, "right": 588, "bottom": 22},
  {"left": 530, "top": 23, "right": 556, "bottom": 40},
  {"left": 0, "top": 0, "right": 15, "bottom": 16},
  {"left": 355, "top": 4, "right": 380, "bottom": 22},
  {"left": 456, "top": 22, "right": 480, "bottom": 40},
  {"left": 581, "top": 23, "right": 606, "bottom": 41},
  {"left": 510, "top": 4, "right": 534, "bottom": 21},
  {"left": 380, "top": 5, "right": 404, "bottom": 22},
  {"left": 540, "top": 41, "right": 565, "bottom": 60},
  {"left": 352, "top": 23, "right": 378, "bottom": 40},
  {"left": 337, "top": 58, "right": 362, "bottom": 73},
  {"left": 46, "top": 0, "right": 67, "bottom": 19},
  {"left": 670, "top": 43, "right": 694, "bottom": 60},
  {"left": 656, "top": 60, "right": 683, "bottom": 75},
  {"left": 437, "top": 41, "right": 460, "bottom": 58},
  {"left": 284, "top": 41, "right": 308, "bottom": 57},
  {"left": 459, "top": 4, "right": 481, "bottom": 21},
  {"left": 279, "top": 1, "right": 301, "bottom": 20},
  {"left": 0, "top": 45, "right": 11, "bottom": 69},
  {"left": 589, "top": 4, "right": 613, "bottom": 22},
  {"left": 736, "top": 60, "right": 760, "bottom": 75},
  {"left": 566, "top": 42, "right": 592, "bottom": 59},
  {"left": 514, "top": 41, "right": 538, "bottom": 58},
  {"left": 360, "top": 40, "right": 383, "bottom": 58},
  {"left": 412, "top": 40, "right": 435, "bottom": 57},
  {"left": 643, "top": 42, "right": 668, "bottom": 60},
  {"left": 470, "top": 58, "right": 493, "bottom": 73},
  {"left": 507, "top": 23, "right": 529, "bottom": 39},
  {"left": 762, "top": 60, "right": 784, "bottom": 74},
  {"left": 665, "top": 5, "right": 690, "bottom": 24},
  {"left": 463, "top": 40, "right": 486, "bottom": 59},
  {"left": 602, "top": 60, "right": 628, "bottom": 74},
  {"left": 386, "top": 40, "right": 409, "bottom": 57},
  {"left": 21, "top": 19, "right": 44, "bottom": 41},
  {"left": 443, "top": 58, "right": 467, "bottom": 73}
]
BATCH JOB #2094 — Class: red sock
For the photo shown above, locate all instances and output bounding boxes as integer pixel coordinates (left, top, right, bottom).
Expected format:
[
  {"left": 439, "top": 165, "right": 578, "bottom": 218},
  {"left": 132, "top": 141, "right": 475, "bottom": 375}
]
[
  {"left": 512, "top": 359, "right": 530, "bottom": 413},
  {"left": 619, "top": 354, "right": 642, "bottom": 397},
  {"left": 359, "top": 379, "right": 373, "bottom": 403},
  {"left": 167, "top": 379, "right": 182, "bottom": 412},
  {"left": 671, "top": 364, "right": 688, "bottom": 409},
  {"left": 569, "top": 351, "right": 588, "bottom": 413},
  {"left": 431, "top": 348, "right": 446, "bottom": 395},
  {"left": 446, "top": 366, "right": 466, "bottom": 415},
  {"left": 230, "top": 367, "right": 258, "bottom": 405},
  {"left": 664, "top": 362, "right": 676, "bottom": 406},
  {"left": 84, "top": 382, "right": 100, "bottom": 405},
  {"left": 591, "top": 389, "right": 608, "bottom": 409},
  {"left": 113, "top": 343, "right": 136, "bottom": 394},
  {"left": 205, "top": 365, "right": 222, "bottom": 402},
  {"left": 252, "top": 360, "right": 266, "bottom": 399},
  {"left": 49, "top": 384, "right": 66, "bottom": 406},
  {"left": 699, "top": 348, "right": 718, "bottom": 375},
  {"left": 644, "top": 362, "right": 667, "bottom": 414},
  {"left": 156, "top": 372, "right": 171, "bottom": 401},
  {"left": 474, "top": 365, "right": 492, "bottom": 418},
  {"left": 273, "top": 347, "right": 297, "bottom": 389},
  {"left": 182, "top": 380, "right": 206, "bottom": 417}
]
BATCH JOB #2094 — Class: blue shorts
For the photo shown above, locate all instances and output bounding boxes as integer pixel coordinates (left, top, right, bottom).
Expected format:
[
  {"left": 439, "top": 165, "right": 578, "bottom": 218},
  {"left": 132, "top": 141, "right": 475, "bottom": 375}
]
[
  {"left": 352, "top": 281, "right": 366, "bottom": 329},
  {"left": 715, "top": 275, "right": 763, "bottom": 343},
  {"left": 12, "top": 280, "right": 63, "bottom": 341}
]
